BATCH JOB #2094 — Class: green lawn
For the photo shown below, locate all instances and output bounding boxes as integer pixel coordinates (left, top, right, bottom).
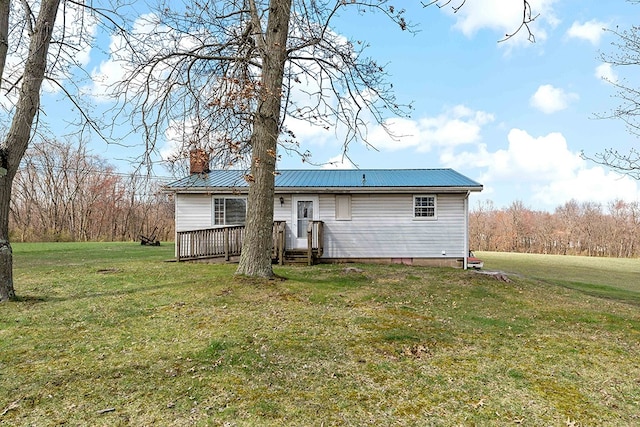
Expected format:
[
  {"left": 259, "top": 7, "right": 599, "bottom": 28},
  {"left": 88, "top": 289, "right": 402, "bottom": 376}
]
[
  {"left": 478, "top": 251, "right": 640, "bottom": 304},
  {"left": 1, "top": 243, "right": 639, "bottom": 426}
]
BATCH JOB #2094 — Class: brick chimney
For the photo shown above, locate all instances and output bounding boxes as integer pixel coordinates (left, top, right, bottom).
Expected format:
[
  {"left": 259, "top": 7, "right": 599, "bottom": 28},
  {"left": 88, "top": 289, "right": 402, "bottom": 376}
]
[{"left": 189, "top": 149, "right": 210, "bottom": 174}]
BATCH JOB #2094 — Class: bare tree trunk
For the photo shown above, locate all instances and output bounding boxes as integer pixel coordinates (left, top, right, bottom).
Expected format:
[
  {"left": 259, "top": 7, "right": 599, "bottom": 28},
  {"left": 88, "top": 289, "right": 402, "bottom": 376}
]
[
  {"left": 0, "top": 0, "right": 8, "bottom": 87},
  {"left": 0, "top": 178, "right": 13, "bottom": 301},
  {"left": 0, "top": 0, "right": 61, "bottom": 301},
  {"left": 236, "top": 0, "right": 292, "bottom": 277}
]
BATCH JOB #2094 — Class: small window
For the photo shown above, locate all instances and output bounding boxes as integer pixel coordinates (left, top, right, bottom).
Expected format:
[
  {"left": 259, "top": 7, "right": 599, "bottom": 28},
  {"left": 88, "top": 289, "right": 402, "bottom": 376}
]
[
  {"left": 335, "top": 195, "right": 352, "bottom": 220},
  {"left": 414, "top": 195, "right": 436, "bottom": 219},
  {"left": 213, "top": 197, "right": 247, "bottom": 225}
]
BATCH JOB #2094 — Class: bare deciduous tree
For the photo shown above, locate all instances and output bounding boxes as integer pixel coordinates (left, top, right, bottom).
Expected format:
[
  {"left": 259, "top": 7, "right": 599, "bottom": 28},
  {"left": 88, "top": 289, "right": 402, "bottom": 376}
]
[
  {"left": 589, "top": 0, "right": 640, "bottom": 179},
  {"left": 0, "top": 0, "right": 62, "bottom": 301},
  {"left": 0, "top": 0, "right": 128, "bottom": 301}
]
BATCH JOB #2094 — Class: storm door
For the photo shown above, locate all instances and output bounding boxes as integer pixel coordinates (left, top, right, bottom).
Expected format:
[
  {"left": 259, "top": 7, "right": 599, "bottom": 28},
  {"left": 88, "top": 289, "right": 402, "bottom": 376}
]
[{"left": 292, "top": 196, "right": 319, "bottom": 248}]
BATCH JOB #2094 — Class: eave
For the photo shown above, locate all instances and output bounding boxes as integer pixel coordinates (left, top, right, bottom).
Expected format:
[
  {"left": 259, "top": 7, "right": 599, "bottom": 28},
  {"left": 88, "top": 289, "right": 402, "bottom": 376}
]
[{"left": 164, "top": 185, "right": 483, "bottom": 194}]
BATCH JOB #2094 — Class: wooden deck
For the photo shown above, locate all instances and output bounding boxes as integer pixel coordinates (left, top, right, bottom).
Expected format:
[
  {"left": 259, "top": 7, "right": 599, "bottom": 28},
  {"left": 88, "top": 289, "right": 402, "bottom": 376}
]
[{"left": 176, "top": 221, "right": 323, "bottom": 265}]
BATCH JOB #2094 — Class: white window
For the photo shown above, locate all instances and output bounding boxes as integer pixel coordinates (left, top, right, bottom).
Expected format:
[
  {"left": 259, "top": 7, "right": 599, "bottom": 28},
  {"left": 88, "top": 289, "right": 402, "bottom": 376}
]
[
  {"left": 335, "top": 195, "right": 352, "bottom": 220},
  {"left": 414, "top": 195, "right": 436, "bottom": 219},
  {"left": 213, "top": 197, "right": 247, "bottom": 225}
]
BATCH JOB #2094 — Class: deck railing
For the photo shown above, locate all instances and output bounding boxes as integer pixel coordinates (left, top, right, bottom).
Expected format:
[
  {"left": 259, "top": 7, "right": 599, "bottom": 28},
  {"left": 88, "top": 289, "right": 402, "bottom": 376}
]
[
  {"left": 176, "top": 220, "right": 324, "bottom": 264},
  {"left": 176, "top": 225, "right": 244, "bottom": 261},
  {"left": 273, "top": 221, "right": 287, "bottom": 265}
]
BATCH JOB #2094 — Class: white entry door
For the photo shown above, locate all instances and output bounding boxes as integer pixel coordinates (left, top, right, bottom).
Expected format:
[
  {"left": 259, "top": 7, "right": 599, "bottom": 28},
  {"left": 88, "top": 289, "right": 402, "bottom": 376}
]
[{"left": 292, "top": 196, "right": 319, "bottom": 249}]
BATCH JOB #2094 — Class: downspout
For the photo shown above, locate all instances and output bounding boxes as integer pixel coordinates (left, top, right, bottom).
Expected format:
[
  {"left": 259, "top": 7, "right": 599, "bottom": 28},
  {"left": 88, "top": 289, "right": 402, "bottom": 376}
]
[
  {"left": 463, "top": 191, "right": 470, "bottom": 270},
  {"left": 174, "top": 192, "right": 179, "bottom": 259}
]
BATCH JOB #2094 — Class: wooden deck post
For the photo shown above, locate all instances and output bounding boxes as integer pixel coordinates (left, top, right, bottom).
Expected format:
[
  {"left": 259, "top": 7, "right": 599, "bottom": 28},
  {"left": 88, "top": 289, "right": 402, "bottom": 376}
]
[
  {"left": 278, "top": 222, "right": 285, "bottom": 265},
  {"left": 317, "top": 221, "right": 324, "bottom": 257},
  {"left": 176, "top": 232, "right": 181, "bottom": 262},
  {"left": 307, "top": 222, "right": 313, "bottom": 265},
  {"left": 224, "top": 227, "right": 230, "bottom": 261},
  {"left": 189, "top": 232, "right": 195, "bottom": 259}
]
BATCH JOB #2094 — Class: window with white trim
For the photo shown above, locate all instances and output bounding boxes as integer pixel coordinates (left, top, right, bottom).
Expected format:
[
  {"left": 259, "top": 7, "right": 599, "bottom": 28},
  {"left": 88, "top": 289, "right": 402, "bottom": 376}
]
[
  {"left": 213, "top": 197, "right": 247, "bottom": 225},
  {"left": 414, "top": 195, "right": 436, "bottom": 219}
]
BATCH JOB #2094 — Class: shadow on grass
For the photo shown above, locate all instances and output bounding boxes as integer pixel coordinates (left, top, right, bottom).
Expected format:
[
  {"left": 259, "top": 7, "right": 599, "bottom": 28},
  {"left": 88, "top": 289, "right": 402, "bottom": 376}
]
[
  {"left": 9, "top": 281, "right": 186, "bottom": 305},
  {"left": 277, "top": 268, "right": 370, "bottom": 288},
  {"left": 9, "top": 295, "right": 50, "bottom": 304}
]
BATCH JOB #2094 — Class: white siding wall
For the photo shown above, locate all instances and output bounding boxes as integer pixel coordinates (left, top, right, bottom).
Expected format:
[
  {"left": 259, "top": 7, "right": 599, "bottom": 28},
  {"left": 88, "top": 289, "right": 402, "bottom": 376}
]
[
  {"left": 175, "top": 194, "right": 212, "bottom": 232},
  {"left": 274, "top": 196, "right": 293, "bottom": 247},
  {"left": 319, "top": 193, "right": 466, "bottom": 259},
  {"left": 274, "top": 197, "right": 290, "bottom": 223}
]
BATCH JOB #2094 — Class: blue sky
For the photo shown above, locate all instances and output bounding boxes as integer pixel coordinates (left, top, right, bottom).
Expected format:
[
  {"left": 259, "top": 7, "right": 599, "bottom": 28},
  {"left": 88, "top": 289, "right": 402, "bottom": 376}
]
[{"left": 39, "top": 0, "right": 640, "bottom": 210}]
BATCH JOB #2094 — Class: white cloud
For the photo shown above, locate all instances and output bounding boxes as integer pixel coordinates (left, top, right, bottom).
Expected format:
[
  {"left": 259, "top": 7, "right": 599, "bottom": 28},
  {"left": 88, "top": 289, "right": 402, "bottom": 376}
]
[
  {"left": 284, "top": 105, "right": 494, "bottom": 163},
  {"left": 322, "top": 155, "right": 355, "bottom": 169},
  {"left": 566, "top": 20, "right": 606, "bottom": 45},
  {"left": 530, "top": 84, "right": 578, "bottom": 114},
  {"left": 161, "top": 120, "right": 188, "bottom": 162},
  {"left": 284, "top": 119, "right": 338, "bottom": 148},
  {"left": 0, "top": 1, "right": 97, "bottom": 103},
  {"left": 446, "top": 0, "right": 559, "bottom": 44},
  {"left": 264, "top": 28, "right": 362, "bottom": 152},
  {"left": 57, "top": 4, "right": 98, "bottom": 67},
  {"left": 448, "top": 128, "right": 640, "bottom": 207},
  {"left": 88, "top": 13, "right": 174, "bottom": 101},
  {"left": 367, "top": 105, "right": 494, "bottom": 152},
  {"left": 533, "top": 167, "right": 640, "bottom": 207},
  {"left": 88, "top": 57, "right": 127, "bottom": 101},
  {"left": 161, "top": 119, "right": 217, "bottom": 166},
  {"left": 595, "top": 63, "right": 618, "bottom": 83},
  {"left": 484, "top": 129, "right": 582, "bottom": 182},
  {"left": 283, "top": 106, "right": 638, "bottom": 207}
]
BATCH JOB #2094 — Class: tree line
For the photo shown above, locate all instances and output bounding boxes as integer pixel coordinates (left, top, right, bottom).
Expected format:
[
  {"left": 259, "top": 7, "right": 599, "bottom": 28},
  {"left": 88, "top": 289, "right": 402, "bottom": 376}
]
[
  {"left": 470, "top": 199, "right": 640, "bottom": 258},
  {"left": 10, "top": 140, "right": 174, "bottom": 243}
]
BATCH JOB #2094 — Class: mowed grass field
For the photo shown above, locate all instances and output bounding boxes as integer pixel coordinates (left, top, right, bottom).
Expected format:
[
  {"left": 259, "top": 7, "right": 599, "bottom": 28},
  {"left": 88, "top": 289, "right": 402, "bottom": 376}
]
[
  {"left": 478, "top": 251, "right": 640, "bottom": 304},
  {"left": 0, "top": 243, "right": 639, "bottom": 426}
]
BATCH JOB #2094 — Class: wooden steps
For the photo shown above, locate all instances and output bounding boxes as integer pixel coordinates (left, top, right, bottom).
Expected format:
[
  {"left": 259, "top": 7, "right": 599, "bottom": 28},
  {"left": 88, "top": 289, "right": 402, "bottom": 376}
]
[{"left": 277, "top": 249, "right": 320, "bottom": 265}]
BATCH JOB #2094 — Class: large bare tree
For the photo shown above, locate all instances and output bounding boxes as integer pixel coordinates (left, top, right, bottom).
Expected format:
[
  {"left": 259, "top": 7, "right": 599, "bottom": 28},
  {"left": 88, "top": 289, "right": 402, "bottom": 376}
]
[
  {"left": 0, "top": 0, "right": 62, "bottom": 301},
  {"left": 0, "top": 0, "right": 123, "bottom": 301},
  {"left": 111, "top": 0, "right": 536, "bottom": 278}
]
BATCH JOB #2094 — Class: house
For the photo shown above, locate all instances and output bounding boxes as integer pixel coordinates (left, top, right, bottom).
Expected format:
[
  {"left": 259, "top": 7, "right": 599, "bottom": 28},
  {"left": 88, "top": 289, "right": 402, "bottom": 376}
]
[{"left": 164, "top": 158, "right": 483, "bottom": 268}]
